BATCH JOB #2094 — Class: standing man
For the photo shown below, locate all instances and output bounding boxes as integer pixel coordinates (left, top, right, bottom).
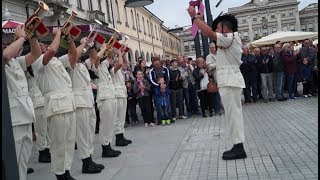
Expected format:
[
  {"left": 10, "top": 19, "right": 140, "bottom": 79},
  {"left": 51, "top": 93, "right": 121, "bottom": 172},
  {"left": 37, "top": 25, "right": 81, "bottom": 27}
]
[
  {"left": 272, "top": 44, "right": 287, "bottom": 101},
  {"left": 4, "top": 25, "right": 41, "bottom": 180},
  {"left": 187, "top": 8, "right": 247, "bottom": 160},
  {"left": 32, "top": 27, "right": 78, "bottom": 180}
]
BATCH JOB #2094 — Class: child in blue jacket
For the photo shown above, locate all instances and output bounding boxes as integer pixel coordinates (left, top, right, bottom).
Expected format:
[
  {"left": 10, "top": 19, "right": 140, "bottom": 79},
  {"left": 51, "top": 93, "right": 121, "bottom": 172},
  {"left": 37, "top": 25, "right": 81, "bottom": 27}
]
[
  {"left": 300, "top": 57, "right": 313, "bottom": 98},
  {"left": 154, "top": 77, "right": 172, "bottom": 125}
]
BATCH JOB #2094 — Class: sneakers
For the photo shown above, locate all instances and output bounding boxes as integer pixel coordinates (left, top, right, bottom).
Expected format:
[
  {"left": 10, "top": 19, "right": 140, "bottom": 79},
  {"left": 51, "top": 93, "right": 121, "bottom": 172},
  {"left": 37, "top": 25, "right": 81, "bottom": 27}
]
[
  {"left": 303, "top": 95, "right": 308, "bottom": 98},
  {"left": 179, "top": 116, "right": 187, "bottom": 119},
  {"left": 222, "top": 143, "right": 247, "bottom": 160},
  {"left": 161, "top": 120, "right": 166, "bottom": 126},
  {"left": 149, "top": 123, "right": 156, "bottom": 127},
  {"left": 308, "top": 94, "right": 312, "bottom": 97},
  {"left": 145, "top": 123, "right": 149, "bottom": 127},
  {"left": 166, "top": 120, "right": 171, "bottom": 125},
  {"left": 172, "top": 117, "right": 177, "bottom": 121}
]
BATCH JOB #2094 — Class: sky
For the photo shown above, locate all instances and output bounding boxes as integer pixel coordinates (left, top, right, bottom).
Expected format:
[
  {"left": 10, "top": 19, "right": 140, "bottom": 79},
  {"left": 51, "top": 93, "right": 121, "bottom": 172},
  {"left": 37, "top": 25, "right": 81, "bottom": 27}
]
[{"left": 146, "top": 0, "right": 318, "bottom": 29}]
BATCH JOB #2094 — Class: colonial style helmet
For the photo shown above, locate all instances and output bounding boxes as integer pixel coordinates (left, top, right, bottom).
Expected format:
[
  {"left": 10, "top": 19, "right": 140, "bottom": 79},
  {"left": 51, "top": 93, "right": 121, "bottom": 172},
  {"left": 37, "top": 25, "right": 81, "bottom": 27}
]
[{"left": 211, "top": 14, "right": 238, "bottom": 32}]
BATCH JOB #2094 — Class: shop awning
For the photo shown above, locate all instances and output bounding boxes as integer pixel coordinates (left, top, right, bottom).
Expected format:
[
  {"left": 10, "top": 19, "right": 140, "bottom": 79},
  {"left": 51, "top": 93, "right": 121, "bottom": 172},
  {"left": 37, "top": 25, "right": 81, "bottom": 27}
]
[{"left": 2, "top": 20, "right": 23, "bottom": 34}]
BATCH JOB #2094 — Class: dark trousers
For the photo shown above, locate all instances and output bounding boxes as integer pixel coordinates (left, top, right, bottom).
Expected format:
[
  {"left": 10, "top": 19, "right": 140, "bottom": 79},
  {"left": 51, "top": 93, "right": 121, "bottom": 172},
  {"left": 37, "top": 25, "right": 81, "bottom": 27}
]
[
  {"left": 303, "top": 81, "right": 312, "bottom": 95},
  {"left": 287, "top": 74, "right": 296, "bottom": 98},
  {"left": 170, "top": 89, "right": 184, "bottom": 118},
  {"left": 183, "top": 87, "right": 191, "bottom": 116},
  {"left": 243, "top": 72, "right": 257, "bottom": 101},
  {"left": 256, "top": 73, "right": 263, "bottom": 99},
  {"left": 156, "top": 105, "right": 171, "bottom": 120},
  {"left": 138, "top": 96, "right": 153, "bottom": 124},
  {"left": 188, "top": 83, "right": 199, "bottom": 114},
  {"left": 93, "top": 89, "right": 100, "bottom": 131},
  {"left": 126, "top": 99, "right": 138, "bottom": 124},
  {"left": 312, "top": 70, "right": 318, "bottom": 94},
  {"left": 197, "top": 90, "right": 213, "bottom": 114}
]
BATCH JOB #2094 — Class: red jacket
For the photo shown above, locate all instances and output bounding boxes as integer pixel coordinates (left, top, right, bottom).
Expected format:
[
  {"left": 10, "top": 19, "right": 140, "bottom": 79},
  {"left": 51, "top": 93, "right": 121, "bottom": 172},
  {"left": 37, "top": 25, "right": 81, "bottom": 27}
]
[{"left": 280, "top": 50, "right": 297, "bottom": 74}]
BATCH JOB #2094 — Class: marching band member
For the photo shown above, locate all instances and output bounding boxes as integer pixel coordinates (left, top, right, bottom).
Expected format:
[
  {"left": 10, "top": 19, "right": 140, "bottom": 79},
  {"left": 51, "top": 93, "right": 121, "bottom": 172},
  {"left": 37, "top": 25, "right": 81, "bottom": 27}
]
[
  {"left": 32, "top": 27, "right": 78, "bottom": 180},
  {"left": 112, "top": 49, "right": 132, "bottom": 146},
  {"left": 91, "top": 44, "right": 122, "bottom": 157},
  {"left": 25, "top": 43, "right": 51, "bottom": 164},
  {"left": 4, "top": 25, "right": 41, "bottom": 180},
  {"left": 71, "top": 37, "right": 104, "bottom": 173}
]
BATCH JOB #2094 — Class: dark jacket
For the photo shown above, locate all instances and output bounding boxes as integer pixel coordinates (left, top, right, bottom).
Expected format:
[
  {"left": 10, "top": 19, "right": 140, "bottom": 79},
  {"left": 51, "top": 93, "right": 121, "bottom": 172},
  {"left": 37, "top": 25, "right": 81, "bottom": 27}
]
[
  {"left": 169, "top": 68, "right": 183, "bottom": 90},
  {"left": 240, "top": 54, "right": 257, "bottom": 75},
  {"left": 133, "top": 79, "right": 151, "bottom": 98},
  {"left": 192, "top": 67, "right": 205, "bottom": 91},
  {"left": 127, "top": 88, "right": 137, "bottom": 103},
  {"left": 149, "top": 66, "right": 170, "bottom": 87},
  {"left": 300, "top": 64, "right": 313, "bottom": 82},
  {"left": 154, "top": 86, "right": 170, "bottom": 107},
  {"left": 281, "top": 50, "right": 298, "bottom": 74},
  {"left": 272, "top": 52, "right": 284, "bottom": 73},
  {"left": 299, "top": 46, "right": 317, "bottom": 67},
  {"left": 256, "top": 54, "right": 273, "bottom": 73}
]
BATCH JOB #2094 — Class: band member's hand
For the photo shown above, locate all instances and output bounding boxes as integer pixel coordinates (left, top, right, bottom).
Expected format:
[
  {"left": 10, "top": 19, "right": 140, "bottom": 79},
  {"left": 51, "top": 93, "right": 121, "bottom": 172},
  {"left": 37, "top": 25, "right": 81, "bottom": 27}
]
[
  {"left": 187, "top": 6, "right": 197, "bottom": 18},
  {"left": 80, "top": 37, "right": 88, "bottom": 44},
  {"left": 67, "top": 34, "right": 73, "bottom": 42},
  {"left": 15, "top": 25, "right": 26, "bottom": 38},
  {"left": 52, "top": 27, "right": 61, "bottom": 36},
  {"left": 116, "top": 49, "right": 122, "bottom": 56}
]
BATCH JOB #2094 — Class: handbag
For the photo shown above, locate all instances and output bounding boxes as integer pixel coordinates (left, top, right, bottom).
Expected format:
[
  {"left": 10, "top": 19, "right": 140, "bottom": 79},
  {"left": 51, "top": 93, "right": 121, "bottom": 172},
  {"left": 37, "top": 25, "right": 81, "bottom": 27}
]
[{"left": 207, "top": 81, "right": 218, "bottom": 93}]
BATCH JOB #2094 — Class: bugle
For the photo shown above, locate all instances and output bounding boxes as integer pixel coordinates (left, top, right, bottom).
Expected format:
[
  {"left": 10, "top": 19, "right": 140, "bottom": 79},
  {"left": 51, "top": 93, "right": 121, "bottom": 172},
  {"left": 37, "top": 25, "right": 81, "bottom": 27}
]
[{"left": 60, "top": 10, "right": 81, "bottom": 49}]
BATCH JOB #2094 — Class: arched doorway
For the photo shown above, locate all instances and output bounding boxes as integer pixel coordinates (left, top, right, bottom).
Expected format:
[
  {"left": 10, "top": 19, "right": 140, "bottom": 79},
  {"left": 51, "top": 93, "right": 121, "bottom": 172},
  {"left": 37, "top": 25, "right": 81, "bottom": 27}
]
[
  {"left": 135, "top": 50, "right": 139, "bottom": 62},
  {"left": 141, "top": 51, "right": 145, "bottom": 61},
  {"left": 127, "top": 48, "right": 134, "bottom": 69}
]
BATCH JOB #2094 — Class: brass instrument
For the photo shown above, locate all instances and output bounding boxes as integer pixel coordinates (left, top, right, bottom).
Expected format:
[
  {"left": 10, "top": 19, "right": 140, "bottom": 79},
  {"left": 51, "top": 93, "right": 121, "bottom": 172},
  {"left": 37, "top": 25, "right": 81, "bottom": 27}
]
[
  {"left": 113, "top": 34, "right": 130, "bottom": 63},
  {"left": 14, "top": 1, "right": 49, "bottom": 40},
  {"left": 82, "top": 19, "right": 103, "bottom": 53},
  {"left": 104, "top": 28, "right": 120, "bottom": 57},
  {"left": 60, "top": 10, "right": 81, "bottom": 49}
]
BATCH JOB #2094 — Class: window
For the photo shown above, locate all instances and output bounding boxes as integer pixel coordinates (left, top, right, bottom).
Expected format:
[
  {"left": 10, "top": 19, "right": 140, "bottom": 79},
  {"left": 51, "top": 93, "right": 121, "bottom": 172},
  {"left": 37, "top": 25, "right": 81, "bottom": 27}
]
[
  {"left": 242, "top": 19, "right": 247, "bottom": 23},
  {"left": 262, "top": 29, "right": 268, "bottom": 36},
  {"left": 77, "top": 0, "right": 82, "bottom": 9},
  {"left": 253, "top": 17, "right": 257, "bottom": 21},
  {"left": 289, "top": 10, "right": 293, "bottom": 16},
  {"left": 301, "top": 25, "right": 306, "bottom": 31},
  {"left": 98, "top": 0, "right": 102, "bottom": 11},
  {"left": 88, "top": 0, "right": 93, "bottom": 11},
  {"left": 272, "top": 27, "right": 277, "bottom": 32},
  {"left": 282, "top": 26, "right": 287, "bottom": 31},
  {"left": 142, "top": 17, "right": 145, "bottom": 34},
  {"left": 106, "top": 0, "right": 111, "bottom": 22},
  {"left": 290, "top": 25, "right": 295, "bottom": 31},
  {"left": 124, "top": 6, "right": 128, "bottom": 25},
  {"left": 115, "top": 0, "right": 121, "bottom": 23},
  {"left": 136, "top": 14, "right": 141, "bottom": 31},
  {"left": 147, "top": 20, "right": 150, "bottom": 35},
  {"left": 131, "top": 10, "right": 135, "bottom": 29},
  {"left": 243, "top": 32, "right": 248, "bottom": 37},
  {"left": 254, "top": 29, "right": 258, "bottom": 36},
  {"left": 238, "top": 32, "right": 242, "bottom": 38},
  {"left": 270, "top": 14, "right": 275, "bottom": 19},
  {"left": 281, "top": 13, "right": 286, "bottom": 18},
  {"left": 308, "top": 23, "right": 314, "bottom": 32}
]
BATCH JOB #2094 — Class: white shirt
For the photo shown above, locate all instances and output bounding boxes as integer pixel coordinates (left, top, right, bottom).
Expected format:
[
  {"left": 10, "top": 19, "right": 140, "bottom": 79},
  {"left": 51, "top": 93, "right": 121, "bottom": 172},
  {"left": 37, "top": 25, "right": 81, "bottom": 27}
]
[
  {"left": 25, "top": 72, "right": 45, "bottom": 109},
  {"left": 33, "top": 54, "right": 75, "bottom": 118},
  {"left": 215, "top": 32, "right": 245, "bottom": 88},
  {"left": 92, "top": 60, "right": 116, "bottom": 104},
  {"left": 6, "top": 56, "right": 35, "bottom": 126},
  {"left": 111, "top": 67, "right": 127, "bottom": 98},
  {"left": 69, "top": 61, "right": 94, "bottom": 108}
]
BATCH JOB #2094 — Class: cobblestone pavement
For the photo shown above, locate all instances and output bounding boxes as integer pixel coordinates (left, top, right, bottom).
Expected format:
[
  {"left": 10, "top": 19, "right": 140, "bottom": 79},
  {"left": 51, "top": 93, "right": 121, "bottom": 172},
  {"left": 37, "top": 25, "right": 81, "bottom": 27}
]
[{"left": 27, "top": 96, "right": 318, "bottom": 180}]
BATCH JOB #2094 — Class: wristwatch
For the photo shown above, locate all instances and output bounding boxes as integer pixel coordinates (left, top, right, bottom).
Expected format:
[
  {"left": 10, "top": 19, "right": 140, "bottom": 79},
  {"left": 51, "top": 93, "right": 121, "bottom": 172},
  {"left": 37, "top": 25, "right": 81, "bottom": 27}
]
[{"left": 192, "top": 14, "right": 200, "bottom": 23}]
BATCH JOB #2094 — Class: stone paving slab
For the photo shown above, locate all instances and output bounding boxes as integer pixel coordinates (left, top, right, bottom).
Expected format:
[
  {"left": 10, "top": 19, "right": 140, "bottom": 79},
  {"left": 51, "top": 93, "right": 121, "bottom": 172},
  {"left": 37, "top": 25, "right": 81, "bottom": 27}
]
[{"left": 27, "top": 96, "right": 318, "bottom": 180}]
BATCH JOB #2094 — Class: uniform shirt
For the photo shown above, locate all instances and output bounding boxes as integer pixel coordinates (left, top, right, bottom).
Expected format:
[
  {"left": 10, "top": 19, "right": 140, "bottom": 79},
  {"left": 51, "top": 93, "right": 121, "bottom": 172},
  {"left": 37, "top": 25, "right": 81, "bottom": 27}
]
[
  {"left": 69, "top": 60, "right": 94, "bottom": 108},
  {"left": 5, "top": 56, "right": 35, "bottom": 126},
  {"left": 111, "top": 66, "right": 127, "bottom": 98},
  {"left": 25, "top": 72, "right": 45, "bottom": 109},
  {"left": 216, "top": 32, "right": 245, "bottom": 88},
  {"left": 92, "top": 60, "right": 116, "bottom": 104},
  {"left": 33, "top": 54, "right": 75, "bottom": 118}
]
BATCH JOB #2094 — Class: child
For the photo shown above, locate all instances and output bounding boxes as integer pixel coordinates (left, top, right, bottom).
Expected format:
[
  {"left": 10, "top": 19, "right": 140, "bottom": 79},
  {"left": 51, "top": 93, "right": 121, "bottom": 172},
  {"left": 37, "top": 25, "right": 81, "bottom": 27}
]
[
  {"left": 133, "top": 70, "right": 155, "bottom": 127},
  {"left": 154, "top": 77, "right": 172, "bottom": 125},
  {"left": 300, "top": 57, "right": 313, "bottom": 98},
  {"left": 125, "top": 80, "right": 139, "bottom": 126}
]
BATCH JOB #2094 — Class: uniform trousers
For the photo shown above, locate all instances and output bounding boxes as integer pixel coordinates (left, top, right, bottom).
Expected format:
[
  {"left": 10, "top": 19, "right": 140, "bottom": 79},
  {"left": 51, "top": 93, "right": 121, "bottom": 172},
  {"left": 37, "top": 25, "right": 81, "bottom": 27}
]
[
  {"left": 34, "top": 106, "right": 51, "bottom": 151},
  {"left": 114, "top": 98, "right": 127, "bottom": 135},
  {"left": 98, "top": 98, "right": 117, "bottom": 145},
  {"left": 47, "top": 112, "right": 76, "bottom": 175},
  {"left": 13, "top": 123, "right": 33, "bottom": 180},
  {"left": 219, "top": 87, "right": 245, "bottom": 145},
  {"left": 75, "top": 107, "right": 96, "bottom": 159}
]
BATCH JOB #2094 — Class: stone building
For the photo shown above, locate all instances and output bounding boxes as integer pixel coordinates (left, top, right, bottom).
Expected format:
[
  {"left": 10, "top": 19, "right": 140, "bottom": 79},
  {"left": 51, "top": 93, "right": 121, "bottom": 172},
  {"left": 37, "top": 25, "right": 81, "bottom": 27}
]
[
  {"left": 299, "top": 3, "right": 318, "bottom": 32},
  {"left": 2, "top": 0, "right": 182, "bottom": 67}
]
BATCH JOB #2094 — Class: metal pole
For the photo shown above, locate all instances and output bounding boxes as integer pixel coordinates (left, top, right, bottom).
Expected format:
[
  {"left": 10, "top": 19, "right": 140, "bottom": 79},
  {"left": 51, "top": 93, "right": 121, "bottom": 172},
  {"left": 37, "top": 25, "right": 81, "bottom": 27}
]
[
  {"left": 194, "top": 32, "right": 201, "bottom": 58},
  {"left": 2, "top": 59, "right": 20, "bottom": 180}
]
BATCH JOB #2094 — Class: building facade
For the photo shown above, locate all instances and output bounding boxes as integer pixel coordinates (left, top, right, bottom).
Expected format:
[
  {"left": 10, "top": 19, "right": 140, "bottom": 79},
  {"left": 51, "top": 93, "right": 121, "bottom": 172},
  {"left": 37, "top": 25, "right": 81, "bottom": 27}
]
[
  {"left": 228, "top": 0, "right": 301, "bottom": 43},
  {"left": 299, "top": 3, "right": 318, "bottom": 32},
  {"left": 2, "top": 0, "right": 182, "bottom": 67}
]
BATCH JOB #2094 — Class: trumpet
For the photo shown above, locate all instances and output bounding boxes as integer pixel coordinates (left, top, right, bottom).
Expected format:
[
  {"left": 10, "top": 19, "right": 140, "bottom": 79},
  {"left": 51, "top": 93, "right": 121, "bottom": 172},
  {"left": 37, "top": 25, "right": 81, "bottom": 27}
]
[
  {"left": 14, "top": 1, "right": 49, "bottom": 41},
  {"left": 113, "top": 34, "right": 130, "bottom": 63},
  {"left": 60, "top": 10, "right": 81, "bottom": 49},
  {"left": 104, "top": 28, "right": 120, "bottom": 57},
  {"left": 82, "top": 19, "right": 103, "bottom": 53}
]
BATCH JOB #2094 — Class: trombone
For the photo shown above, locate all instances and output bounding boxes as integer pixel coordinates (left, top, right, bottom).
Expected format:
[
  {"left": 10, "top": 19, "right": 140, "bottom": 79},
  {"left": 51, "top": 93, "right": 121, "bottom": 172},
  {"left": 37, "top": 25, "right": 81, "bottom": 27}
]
[{"left": 14, "top": 1, "right": 49, "bottom": 41}]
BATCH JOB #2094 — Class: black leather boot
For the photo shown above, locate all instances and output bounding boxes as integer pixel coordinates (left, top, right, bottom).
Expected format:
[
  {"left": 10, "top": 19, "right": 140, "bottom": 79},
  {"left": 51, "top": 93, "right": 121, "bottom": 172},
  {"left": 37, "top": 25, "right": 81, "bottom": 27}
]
[
  {"left": 102, "top": 144, "right": 121, "bottom": 157},
  {"left": 202, "top": 110, "right": 207, "bottom": 117},
  {"left": 222, "top": 143, "right": 247, "bottom": 160},
  {"left": 115, "top": 134, "right": 128, "bottom": 146},
  {"left": 39, "top": 149, "right": 51, "bottom": 163},
  {"left": 55, "top": 174, "right": 65, "bottom": 180},
  {"left": 64, "top": 170, "right": 76, "bottom": 180},
  {"left": 82, "top": 157, "right": 101, "bottom": 174},
  {"left": 89, "top": 155, "right": 105, "bottom": 170},
  {"left": 122, "top": 134, "right": 132, "bottom": 144}
]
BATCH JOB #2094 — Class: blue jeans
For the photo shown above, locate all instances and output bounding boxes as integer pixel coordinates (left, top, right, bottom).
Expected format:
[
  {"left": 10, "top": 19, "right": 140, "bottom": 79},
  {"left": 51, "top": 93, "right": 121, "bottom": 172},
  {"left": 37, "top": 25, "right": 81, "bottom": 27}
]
[
  {"left": 156, "top": 105, "right": 172, "bottom": 120},
  {"left": 188, "top": 82, "right": 199, "bottom": 114},
  {"left": 274, "top": 72, "right": 284, "bottom": 99},
  {"left": 212, "top": 92, "right": 222, "bottom": 113},
  {"left": 287, "top": 74, "right": 295, "bottom": 99}
]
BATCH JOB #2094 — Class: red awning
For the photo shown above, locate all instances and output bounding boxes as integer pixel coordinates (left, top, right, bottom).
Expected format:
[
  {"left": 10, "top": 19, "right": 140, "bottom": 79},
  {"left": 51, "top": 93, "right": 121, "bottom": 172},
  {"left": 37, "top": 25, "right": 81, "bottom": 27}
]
[{"left": 2, "top": 20, "right": 23, "bottom": 34}]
